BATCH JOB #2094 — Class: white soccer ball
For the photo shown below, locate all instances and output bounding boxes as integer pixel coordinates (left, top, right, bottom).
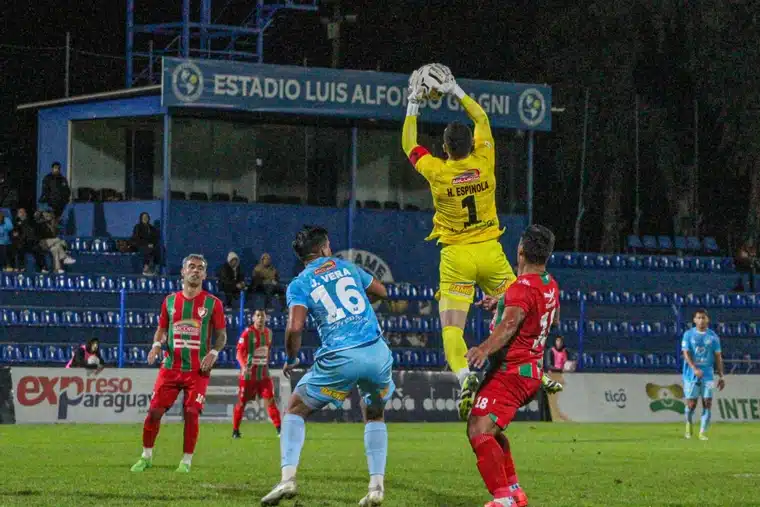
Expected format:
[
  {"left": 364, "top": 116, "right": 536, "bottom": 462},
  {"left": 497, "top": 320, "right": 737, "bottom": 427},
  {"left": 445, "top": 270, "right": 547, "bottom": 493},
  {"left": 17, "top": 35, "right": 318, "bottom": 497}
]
[
  {"left": 412, "top": 63, "right": 452, "bottom": 101},
  {"left": 87, "top": 355, "right": 101, "bottom": 366}
]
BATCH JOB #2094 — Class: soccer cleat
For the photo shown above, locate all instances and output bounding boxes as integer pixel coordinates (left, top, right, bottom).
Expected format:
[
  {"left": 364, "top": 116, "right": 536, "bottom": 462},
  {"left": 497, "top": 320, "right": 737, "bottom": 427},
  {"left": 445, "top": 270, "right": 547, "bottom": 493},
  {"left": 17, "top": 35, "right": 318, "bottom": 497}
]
[
  {"left": 458, "top": 373, "right": 480, "bottom": 421},
  {"left": 261, "top": 480, "right": 297, "bottom": 506},
  {"left": 484, "top": 499, "right": 515, "bottom": 507},
  {"left": 130, "top": 457, "right": 152, "bottom": 472},
  {"left": 175, "top": 462, "right": 191, "bottom": 473},
  {"left": 232, "top": 430, "right": 242, "bottom": 439},
  {"left": 358, "top": 486, "right": 384, "bottom": 506},
  {"left": 512, "top": 488, "right": 529, "bottom": 507},
  {"left": 540, "top": 373, "right": 563, "bottom": 394},
  {"left": 685, "top": 423, "right": 692, "bottom": 439},
  {"left": 699, "top": 432, "right": 708, "bottom": 441}
]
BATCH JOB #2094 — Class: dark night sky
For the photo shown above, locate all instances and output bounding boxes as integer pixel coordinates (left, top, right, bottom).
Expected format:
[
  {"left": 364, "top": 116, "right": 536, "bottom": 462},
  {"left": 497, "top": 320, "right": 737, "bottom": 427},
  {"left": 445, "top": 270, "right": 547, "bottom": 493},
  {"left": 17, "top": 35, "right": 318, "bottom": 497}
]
[
  {"left": 3, "top": 1, "right": 752, "bottom": 252},
  {"left": 1, "top": 0, "right": 541, "bottom": 207}
]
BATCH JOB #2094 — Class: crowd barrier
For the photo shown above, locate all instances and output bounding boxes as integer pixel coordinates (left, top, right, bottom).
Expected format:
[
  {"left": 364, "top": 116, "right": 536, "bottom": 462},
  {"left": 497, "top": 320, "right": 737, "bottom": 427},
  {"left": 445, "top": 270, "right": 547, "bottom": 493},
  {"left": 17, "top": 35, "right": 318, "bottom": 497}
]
[
  {"left": 546, "top": 372, "right": 760, "bottom": 423},
  {"left": 0, "top": 367, "right": 541, "bottom": 425}
]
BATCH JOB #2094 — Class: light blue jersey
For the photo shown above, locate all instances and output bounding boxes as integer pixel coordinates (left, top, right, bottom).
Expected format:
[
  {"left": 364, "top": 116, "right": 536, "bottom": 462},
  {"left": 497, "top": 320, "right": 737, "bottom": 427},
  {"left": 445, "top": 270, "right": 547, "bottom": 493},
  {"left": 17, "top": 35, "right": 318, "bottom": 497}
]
[
  {"left": 681, "top": 327, "right": 721, "bottom": 399},
  {"left": 287, "top": 257, "right": 382, "bottom": 359},
  {"left": 287, "top": 256, "right": 394, "bottom": 410}
]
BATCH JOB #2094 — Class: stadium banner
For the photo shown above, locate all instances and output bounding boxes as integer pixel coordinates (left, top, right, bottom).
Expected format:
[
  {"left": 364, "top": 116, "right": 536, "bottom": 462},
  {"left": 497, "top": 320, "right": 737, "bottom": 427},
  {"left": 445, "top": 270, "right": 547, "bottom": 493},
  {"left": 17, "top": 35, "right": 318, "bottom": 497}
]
[
  {"left": 10, "top": 367, "right": 290, "bottom": 424},
  {"left": 546, "top": 373, "right": 760, "bottom": 423},
  {"left": 289, "top": 369, "right": 542, "bottom": 423},
  {"left": 162, "top": 57, "right": 552, "bottom": 131}
]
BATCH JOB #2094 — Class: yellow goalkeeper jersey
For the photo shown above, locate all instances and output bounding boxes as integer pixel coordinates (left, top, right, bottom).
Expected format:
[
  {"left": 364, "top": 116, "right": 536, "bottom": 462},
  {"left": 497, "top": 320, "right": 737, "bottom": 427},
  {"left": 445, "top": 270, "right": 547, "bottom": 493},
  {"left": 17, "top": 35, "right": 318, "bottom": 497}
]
[{"left": 402, "top": 95, "right": 502, "bottom": 245}]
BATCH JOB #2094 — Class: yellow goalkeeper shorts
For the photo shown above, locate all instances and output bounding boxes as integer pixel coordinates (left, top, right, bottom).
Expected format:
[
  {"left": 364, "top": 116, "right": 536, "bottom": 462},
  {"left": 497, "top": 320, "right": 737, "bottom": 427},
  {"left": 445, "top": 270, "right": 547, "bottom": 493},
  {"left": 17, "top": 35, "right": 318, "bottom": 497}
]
[{"left": 437, "top": 239, "right": 516, "bottom": 304}]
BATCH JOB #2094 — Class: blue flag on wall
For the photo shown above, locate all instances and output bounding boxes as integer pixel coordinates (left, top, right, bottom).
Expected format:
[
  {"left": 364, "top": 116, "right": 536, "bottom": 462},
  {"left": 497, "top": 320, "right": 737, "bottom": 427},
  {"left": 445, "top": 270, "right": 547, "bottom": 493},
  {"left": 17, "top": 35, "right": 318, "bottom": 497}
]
[{"left": 162, "top": 57, "right": 552, "bottom": 131}]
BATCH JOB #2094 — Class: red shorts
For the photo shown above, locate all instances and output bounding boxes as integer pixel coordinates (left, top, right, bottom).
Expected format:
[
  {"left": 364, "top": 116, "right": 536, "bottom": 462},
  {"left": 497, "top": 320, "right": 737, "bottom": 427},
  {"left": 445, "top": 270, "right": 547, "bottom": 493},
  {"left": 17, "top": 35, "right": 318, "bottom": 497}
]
[
  {"left": 470, "top": 371, "right": 541, "bottom": 429},
  {"left": 150, "top": 368, "right": 211, "bottom": 413},
  {"left": 238, "top": 377, "right": 274, "bottom": 403}
]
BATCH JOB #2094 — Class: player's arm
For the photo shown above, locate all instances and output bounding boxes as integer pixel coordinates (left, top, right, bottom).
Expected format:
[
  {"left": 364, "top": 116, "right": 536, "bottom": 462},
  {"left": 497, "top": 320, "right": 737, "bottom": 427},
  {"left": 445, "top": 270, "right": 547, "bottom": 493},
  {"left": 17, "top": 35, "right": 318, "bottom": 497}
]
[
  {"left": 357, "top": 266, "right": 387, "bottom": 303},
  {"left": 236, "top": 330, "right": 248, "bottom": 369},
  {"left": 284, "top": 305, "right": 307, "bottom": 377},
  {"left": 714, "top": 336, "right": 725, "bottom": 390},
  {"left": 402, "top": 81, "right": 439, "bottom": 182},
  {"left": 477, "top": 305, "right": 527, "bottom": 357},
  {"left": 201, "top": 299, "right": 228, "bottom": 372},
  {"left": 147, "top": 299, "right": 170, "bottom": 365}
]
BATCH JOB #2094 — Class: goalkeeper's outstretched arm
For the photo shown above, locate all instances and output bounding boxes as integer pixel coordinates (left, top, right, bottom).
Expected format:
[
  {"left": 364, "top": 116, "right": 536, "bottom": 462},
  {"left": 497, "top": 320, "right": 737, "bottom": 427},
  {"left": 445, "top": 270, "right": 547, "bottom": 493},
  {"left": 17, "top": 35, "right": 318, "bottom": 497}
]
[
  {"left": 402, "top": 98, "right": 421, "bottom": 158},
  {"left": 453, "top": 85, "right": 493, "bottom": 144}
]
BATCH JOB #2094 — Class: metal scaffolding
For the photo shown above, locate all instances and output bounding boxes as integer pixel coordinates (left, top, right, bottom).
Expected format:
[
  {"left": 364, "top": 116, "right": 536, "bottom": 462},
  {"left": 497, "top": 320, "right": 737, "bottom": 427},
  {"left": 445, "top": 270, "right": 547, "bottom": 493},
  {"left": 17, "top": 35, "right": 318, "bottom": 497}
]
[{"left": 126, "top": 0, "right": 318, "bottom": 87}]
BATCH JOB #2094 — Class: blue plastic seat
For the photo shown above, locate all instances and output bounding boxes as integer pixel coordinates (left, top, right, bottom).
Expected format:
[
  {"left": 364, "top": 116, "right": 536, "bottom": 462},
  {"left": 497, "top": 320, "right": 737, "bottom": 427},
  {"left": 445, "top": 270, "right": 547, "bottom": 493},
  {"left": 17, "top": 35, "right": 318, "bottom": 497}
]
[
  {"left": 663, "top": 354, "right": 677, "bottom": 367},
  {"left": 598, "top": 353, "right": 612, "bottom": 368},
  {"left": 645, "top": 353, "right": 660, "bottom": 367},
  {"left": 684, "top": 236, "right": 700, "bottom": 251},
  {"left": 674, "top": 236, "right": 687, "bottom": 250},
  {"left": 34, "top": 274, "right": 54, "bottom": 291},
  {"left": 581, "top": 353, "right": 594, "bottom": 369},
  {"left": 612, "top": 353, "right": 629, "bottom": 367},
  {"left": 40, "top": 310, "right": 59, "bottom": 326},
  {"left": 627, "top": 235, "right": 643, "bottom": 251},
  {"left": 562, "top": 253, "right": 578, "bottom": 268},
  {"left": 610, "top": 255, "right": 625, "bottom": 268},
  {"left": 104, "top": 312, "right": 120, "bottom": 326},
  {"left": 657, "top": 236, "right": 674, "bottom": 251},
  {"left": 25, "top": 345, "right": 43, "bottom": 362},
  {"left": 642, "top": 235, "right": 658, "bottom": 250},
  {"left": 631, "top": 354, "right": 645, "bottom": 368},
  {"left": 703, "top": 237, "right": 719, "bottom": 254}
]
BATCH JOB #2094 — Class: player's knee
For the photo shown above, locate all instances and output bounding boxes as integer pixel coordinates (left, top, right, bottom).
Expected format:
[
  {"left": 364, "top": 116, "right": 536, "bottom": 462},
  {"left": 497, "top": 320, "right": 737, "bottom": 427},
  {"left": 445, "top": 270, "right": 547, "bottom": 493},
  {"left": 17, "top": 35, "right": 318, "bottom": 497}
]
[
  {"left": 687, "top": 400, "right": 697, "bottom": 411},
  {"left": 703, "top": 398, "right": 713, "bottom": 410},
  {"left": 184, "top": 404, "right": 201, "bottom": 418},
  {"left": 364, "top": 403, "right": 384, "bottom": 422},
  {"left": 147, "top": 407, "right": 165, "bottom": 422},
  {"left": 466, "top": 417, "right": 492, "bottom": 441}
]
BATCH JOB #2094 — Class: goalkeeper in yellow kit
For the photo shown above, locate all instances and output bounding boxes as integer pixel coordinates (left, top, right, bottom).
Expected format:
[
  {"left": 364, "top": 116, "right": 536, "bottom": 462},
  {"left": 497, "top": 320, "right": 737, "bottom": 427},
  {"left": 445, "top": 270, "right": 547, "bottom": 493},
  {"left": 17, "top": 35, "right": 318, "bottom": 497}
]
[{"left": 402, "top": 64, "right": 560, "bottom": 420}]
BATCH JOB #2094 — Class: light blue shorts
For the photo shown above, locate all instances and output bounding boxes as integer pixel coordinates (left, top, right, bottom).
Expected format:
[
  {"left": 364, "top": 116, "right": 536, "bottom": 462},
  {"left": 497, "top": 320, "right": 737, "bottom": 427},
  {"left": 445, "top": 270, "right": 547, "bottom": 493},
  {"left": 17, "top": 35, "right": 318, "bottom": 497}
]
[
  {"left": 295, "top": 338, "right": 395, "bottom": 410},
  {"left": 683, "top": 378, "right": 714, "bottom": 400}
]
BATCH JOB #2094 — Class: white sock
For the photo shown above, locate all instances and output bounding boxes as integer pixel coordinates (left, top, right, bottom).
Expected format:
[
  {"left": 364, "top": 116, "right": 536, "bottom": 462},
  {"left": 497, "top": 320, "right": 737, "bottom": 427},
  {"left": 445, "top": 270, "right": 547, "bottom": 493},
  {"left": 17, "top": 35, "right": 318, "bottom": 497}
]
[
  {"left": 181, "top": 453, "right": 193, "bottom": 465},
  {"left": 281, "top": 465, "right": 297, "bottom": 482},
  {"left": 369, "top": 474, "right": 384, "bottom": 490},
  {"left": 142, "top": 448, "right": 153, "bottom": 459},
  {"left": 494, "top": 498, "right": 515, "bottom": 506},
  {"left": 456, "top": 368, "right": 472, "bottom": 386}
]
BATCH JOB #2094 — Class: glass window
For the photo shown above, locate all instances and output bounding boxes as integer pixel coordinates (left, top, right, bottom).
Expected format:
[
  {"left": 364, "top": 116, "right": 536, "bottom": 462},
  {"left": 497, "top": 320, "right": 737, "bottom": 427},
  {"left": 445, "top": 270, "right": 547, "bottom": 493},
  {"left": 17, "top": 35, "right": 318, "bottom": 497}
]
[
  {"left": 70, "top": 117, "right": 164, "bottom": 201},
  {"left": 170, "top": 119, "right": 351, "bottom": 207}
]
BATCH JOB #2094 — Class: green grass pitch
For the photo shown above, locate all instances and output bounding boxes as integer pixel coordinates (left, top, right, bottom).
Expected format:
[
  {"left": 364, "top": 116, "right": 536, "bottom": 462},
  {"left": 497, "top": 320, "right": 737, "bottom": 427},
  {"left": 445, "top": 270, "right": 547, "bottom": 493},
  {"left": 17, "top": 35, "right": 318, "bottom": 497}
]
[{"left": 1, "top": 422, "right": 759, "bottom": 506}]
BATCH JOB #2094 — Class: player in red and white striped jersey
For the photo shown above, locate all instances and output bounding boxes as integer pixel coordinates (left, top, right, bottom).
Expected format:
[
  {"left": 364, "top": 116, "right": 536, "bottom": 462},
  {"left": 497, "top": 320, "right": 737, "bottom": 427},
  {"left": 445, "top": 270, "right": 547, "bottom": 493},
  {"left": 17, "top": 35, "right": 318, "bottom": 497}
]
[
  {"left": 130, "top": 253, "right": 227, "bottom": 474},
  {"left": 232, "top": 309, "right": 281, "bottom": 438}
]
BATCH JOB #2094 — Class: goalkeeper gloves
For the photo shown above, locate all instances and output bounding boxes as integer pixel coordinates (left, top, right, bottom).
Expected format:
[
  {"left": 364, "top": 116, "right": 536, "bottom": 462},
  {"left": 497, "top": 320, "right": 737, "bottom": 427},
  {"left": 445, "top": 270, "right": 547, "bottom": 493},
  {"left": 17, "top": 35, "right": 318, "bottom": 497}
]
[
  {"left": 407, "top": 69, "right": 424, "bottom": 116},
  {"left": 541, "top": 373, "right": 564, "bottom": 394},
  {"left": 425, "top": 63, "right": 465, "bottom": 99}
]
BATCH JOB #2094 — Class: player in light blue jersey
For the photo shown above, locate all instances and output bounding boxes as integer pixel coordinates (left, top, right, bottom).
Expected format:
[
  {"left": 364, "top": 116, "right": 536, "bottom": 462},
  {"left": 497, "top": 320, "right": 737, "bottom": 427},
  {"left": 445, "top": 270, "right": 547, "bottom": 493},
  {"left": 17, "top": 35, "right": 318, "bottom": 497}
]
[
  {"left": 681, "top": 309, "right": 725, "bottom": 440},
  {"left": 261, "top": 225, "right": 392, "bottom": 507}
]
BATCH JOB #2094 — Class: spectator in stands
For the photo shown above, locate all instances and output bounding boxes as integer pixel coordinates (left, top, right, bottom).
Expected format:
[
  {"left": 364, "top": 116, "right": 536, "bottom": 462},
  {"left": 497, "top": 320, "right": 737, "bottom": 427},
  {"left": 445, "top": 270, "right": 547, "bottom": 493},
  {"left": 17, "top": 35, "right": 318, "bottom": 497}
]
[
  {"left": 35, "top": 210, "right": 75, "bottom": 274},
  {"left": 66, "top": 338, "right": 105, "bottom": 372},
  {"left": 249, "top": 253, "right": 286, "bottom": 310},
  {"left": 219, "top": 251, "right": 246, "bottom": 309},
  {"left": 0, "top": 211, "right": 12, "bottom": 271},
  {"left": 11, "top": 208, "right": 45, "bottom": 272},
  {"left": 546, "top": 336, "right": 569, "bottom": 372},
  {"left": 733, "top": 240, "right": 757, "bottom": 292},
  {"left": 131, "top": 212, "right": 160, "bottom": 275},
  {"left": 39, "top": 162, "right": 71, "bottom": 226}
]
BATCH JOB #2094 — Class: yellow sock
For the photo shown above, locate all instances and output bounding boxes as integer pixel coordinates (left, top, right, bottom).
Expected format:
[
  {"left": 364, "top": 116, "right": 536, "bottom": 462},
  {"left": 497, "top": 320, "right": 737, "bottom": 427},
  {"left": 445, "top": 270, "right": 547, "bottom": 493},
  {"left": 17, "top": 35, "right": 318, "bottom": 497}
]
[{"left": 442, "top": 326, "right": 469, "bottom": 379}]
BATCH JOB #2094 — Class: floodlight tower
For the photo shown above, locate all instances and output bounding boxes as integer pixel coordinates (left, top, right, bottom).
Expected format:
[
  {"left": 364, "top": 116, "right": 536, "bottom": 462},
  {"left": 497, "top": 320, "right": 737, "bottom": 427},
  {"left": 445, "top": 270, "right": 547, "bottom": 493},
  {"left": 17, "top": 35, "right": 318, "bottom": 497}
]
[{"left": 126, "top": 0, "right": 319, "bottom": 87}]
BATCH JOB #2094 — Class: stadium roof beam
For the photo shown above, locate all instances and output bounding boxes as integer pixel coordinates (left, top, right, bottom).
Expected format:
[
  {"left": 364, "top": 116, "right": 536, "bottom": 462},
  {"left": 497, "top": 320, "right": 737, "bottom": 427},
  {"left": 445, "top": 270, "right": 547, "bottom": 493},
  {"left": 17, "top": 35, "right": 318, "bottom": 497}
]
[{"left": 126, "top": 0, "right": 319, "bottom": 88}]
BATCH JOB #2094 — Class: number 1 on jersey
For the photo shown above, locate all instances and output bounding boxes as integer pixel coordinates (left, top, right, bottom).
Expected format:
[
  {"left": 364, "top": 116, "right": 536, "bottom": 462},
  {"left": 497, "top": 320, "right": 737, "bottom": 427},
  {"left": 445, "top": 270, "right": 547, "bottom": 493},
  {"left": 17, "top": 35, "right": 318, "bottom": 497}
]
[{"left": 461, "top": 195, "right": 481, "bottom": 227}]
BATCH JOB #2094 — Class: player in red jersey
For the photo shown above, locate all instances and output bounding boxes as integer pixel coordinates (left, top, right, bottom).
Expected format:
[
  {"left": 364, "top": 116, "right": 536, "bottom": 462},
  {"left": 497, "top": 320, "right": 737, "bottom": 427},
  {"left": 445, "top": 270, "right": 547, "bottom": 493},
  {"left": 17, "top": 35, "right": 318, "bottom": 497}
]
[
  {"left": 465, "top": 225, "right": 559, "bottom": 507},
  {"left": 232, "top": 308, "right": 282, "bottom": 438},
  {"left": 130, "top": 253, "right": 227, "bottom": 473}
]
